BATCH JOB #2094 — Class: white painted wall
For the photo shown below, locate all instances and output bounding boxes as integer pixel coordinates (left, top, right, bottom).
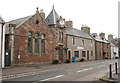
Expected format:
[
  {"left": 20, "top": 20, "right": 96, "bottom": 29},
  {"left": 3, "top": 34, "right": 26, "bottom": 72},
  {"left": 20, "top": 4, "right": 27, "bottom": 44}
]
[
  {"left": 111, "top": 46, "right": 119, "bottom": 59},
  {"left": 0, "top": 24, "right": 2, "bottom": 68},
  {"left": 2, "top": 24, "right": 5, "bottom": 68},
  {"left": 0, "top": 23, "right": 5, "bottom": 68}
]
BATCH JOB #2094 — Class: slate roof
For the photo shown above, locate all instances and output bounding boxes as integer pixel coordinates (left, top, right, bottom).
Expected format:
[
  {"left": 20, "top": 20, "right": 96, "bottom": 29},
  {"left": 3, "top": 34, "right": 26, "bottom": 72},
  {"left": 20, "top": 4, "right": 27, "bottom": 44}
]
[
  {"left": 108, "top": 40, "right": 117, "bottom": 47},
  {"left": 5, "top": 15, "right": 32, "bottom": 34},
  {"left": 91, "top": 33, "right": 109, "bottom": 43},
  {"left": 45, "top": 6, "right": 59, "bottom": 25},
  {"left": 66, "top": 28, "right": 93, "bottom": 39}
]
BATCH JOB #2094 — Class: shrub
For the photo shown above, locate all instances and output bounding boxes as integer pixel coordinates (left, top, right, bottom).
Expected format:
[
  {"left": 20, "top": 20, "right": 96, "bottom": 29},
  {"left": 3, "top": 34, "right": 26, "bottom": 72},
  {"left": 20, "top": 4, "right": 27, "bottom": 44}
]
[
  {"left": 105, "top": 57, "right": 108, "bottom": 59},
  {"left": 80, "top": 58, "right": 84, "bottom": 62},
  {"left": 52, "top": 60, "right": 59, "bottom": 64},
  {"left": 115, "top": 57, "right": 118, "bottom": 59},
  {"left": 65, "top": 59, "right": 70, "bottom": 63}
]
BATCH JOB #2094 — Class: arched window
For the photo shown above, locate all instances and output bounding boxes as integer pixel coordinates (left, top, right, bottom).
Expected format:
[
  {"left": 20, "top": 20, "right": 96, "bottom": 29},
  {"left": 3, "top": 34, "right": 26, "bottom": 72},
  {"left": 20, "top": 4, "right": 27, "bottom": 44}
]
[
  {"left": 28, "top": 32, "right": 32, "bottom": 53},
  {"left": 59, "top": 31, "right": 61, "bottom": 41},
  {"left": 41, "top": 34, "right": 45, "bottom": 53},
  {"left": 34, "top": 33, "right": 39, "bottom": 53}
]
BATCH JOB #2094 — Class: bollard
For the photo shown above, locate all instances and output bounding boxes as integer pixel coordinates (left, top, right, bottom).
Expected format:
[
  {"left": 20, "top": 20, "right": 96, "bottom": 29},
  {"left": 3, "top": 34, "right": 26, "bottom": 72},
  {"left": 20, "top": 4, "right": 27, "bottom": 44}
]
[
  {"left": 115, "top": 62, "right": 117, "bottom": 74},
  {"left": 109, "top": 64, "right": 112, "bottom": 79}
]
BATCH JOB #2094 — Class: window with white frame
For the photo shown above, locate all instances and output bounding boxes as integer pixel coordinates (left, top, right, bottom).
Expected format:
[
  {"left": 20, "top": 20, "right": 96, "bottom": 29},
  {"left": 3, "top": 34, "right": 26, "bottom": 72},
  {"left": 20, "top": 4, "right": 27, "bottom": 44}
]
[{"left": 82, "top": 39, "right": 84, "bottom": 46}]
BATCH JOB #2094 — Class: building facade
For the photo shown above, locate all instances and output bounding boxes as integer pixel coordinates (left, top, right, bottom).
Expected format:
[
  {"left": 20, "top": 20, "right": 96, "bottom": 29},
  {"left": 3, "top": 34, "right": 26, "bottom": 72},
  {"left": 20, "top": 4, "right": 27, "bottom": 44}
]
[
  {"left": 108, "top": 35, "right": 119, "bottom": 59},
  {"left": 5, "top": 8, "right": 54, "bottom": 66},
  {"left": 45, "top": 6, "right": 67, "bottom": 62},
  {"left": 91, "top": 33, "right": 111, "bottom": 60},
  {"left": 66, "top": 25, "right": 95, "bottom": 61}
]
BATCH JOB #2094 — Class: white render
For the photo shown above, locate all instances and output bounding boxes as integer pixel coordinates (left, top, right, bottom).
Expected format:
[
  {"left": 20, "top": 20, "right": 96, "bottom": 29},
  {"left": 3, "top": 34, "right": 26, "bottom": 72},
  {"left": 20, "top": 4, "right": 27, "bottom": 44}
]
[
  {"left": 111, "top": 46, "right": 119, "bottom": 59},
  {"left": 0, "top": 19, "right": 5, "bottom": 68}
]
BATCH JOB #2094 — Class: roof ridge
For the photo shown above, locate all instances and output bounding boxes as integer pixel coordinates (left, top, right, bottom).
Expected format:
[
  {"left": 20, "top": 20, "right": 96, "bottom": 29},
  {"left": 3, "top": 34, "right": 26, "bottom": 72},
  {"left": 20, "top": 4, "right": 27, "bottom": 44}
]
[
  {"left": 7, "top": 15, "right": 32, "bottom": 23},
  {"left": 0, "top": 15, "right": 5, "bottom": 23}
]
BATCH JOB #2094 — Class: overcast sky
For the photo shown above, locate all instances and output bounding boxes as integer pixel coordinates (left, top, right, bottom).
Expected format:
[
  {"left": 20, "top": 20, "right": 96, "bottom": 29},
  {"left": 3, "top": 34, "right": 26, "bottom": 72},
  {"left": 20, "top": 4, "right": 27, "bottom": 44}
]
[{"left": 0, "top": 0, "right": 119, "bottom": 38}]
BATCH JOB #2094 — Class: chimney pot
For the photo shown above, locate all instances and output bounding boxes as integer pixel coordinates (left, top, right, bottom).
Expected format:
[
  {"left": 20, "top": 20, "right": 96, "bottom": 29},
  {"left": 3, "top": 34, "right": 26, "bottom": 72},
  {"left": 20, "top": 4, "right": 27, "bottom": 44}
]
[{"left": 81, "top": 25, "right": 90, "bottom": 34}]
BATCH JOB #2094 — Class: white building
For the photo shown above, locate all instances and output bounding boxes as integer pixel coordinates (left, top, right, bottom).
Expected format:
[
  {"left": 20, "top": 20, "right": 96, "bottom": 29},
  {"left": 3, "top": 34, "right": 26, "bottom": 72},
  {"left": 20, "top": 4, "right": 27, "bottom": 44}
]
[
  {"left": 0, "top": 16, "right": 5, "bottom": 68},
  {"left": 108, "top": 35, "right": 119, "bottom": 59},
  {"left": 110, "top": 42, "right": 118, "bottom": 59}
]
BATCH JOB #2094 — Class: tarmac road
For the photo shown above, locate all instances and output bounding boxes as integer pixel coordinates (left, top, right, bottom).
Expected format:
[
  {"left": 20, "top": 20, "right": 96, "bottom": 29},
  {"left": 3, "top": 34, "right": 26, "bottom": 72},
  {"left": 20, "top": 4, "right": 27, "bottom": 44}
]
[{"left": 2, "top": 59, "right": 118, "bottom": 82}]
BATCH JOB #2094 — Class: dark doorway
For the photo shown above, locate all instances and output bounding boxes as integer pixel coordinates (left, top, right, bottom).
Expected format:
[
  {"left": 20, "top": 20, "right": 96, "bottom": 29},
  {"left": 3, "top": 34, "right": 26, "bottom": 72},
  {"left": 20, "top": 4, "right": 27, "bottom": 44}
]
[
  {"left": 59, "top": 48, "right": 63, "bottom": 61},
  {"left": 87, "top": 50, "right": 89, "bottom": 60},
  {"left": 5, "top": 49, "right": 11, "bottom": 67},
  {"left": 68, "top": 50, "right": 71, "bottom": 59}
]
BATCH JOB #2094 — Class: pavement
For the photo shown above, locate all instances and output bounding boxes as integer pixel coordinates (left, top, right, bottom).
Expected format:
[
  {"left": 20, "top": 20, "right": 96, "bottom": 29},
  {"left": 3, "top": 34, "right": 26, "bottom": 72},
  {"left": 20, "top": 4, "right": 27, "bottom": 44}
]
[{"left": 99, "top": 70, "right": 120, "bottom": 83}]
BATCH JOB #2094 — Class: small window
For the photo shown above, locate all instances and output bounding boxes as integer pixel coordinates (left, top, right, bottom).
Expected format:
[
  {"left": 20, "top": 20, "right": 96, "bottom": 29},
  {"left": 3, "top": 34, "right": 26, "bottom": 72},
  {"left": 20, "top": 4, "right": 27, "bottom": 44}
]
[
  {"left": 72, "top": 37, "right": 75, "bottom": 45},
  {"left": 59, "top": 31, "right": 61, "bottom": 41},
  {"left": 82, "top": 51, "right": 86, "bottom": 57},
  {"left": 82, "top": 39, "right": 84, "bottom": 46},
  {"left": 74, "top": 51, "right": 79, "bottom": 57},
  {"left": 91, "top": 41, "right": 93, "bottom": 46},
  {"left": 36, "top": 20, "right": 40, "bottom": 27},
  {"left": 91, "top": 51, "right": 93, "bottom": 56},
  {"left": 61, "top": 32, "right": 63, "bottom": 41}
]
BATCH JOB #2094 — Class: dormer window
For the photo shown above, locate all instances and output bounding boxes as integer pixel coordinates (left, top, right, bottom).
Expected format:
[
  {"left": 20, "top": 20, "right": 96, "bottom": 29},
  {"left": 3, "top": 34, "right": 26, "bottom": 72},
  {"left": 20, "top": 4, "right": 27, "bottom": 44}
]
[
  {"left": 93, "top": 35, "right": 96, "bottom": 38},
  {"left": 101, "top": 38, "right": 104, "bottom": 40},
  {"left": 36, "top": 20, "right": 40, "bottom": 27}
]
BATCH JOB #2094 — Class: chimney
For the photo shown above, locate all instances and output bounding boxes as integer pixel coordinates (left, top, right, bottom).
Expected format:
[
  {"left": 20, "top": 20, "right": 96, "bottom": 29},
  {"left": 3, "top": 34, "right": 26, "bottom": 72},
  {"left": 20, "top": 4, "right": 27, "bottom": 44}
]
[
  {"left": 66, "top": 20, "right": 73, "bottom": 28},
  {"left": 99, "top": 32, "right": 105, "bottom": 39},
  {"left": 81, "top": 24, "right": 90, "bottom": 34},
  {"left": 91, "top": 33, "right": 97, "bottom": 38},
  {"left": 9, "top": 24, "right": 16, "bottom": 35},
  {"left": 108, "top": 34, "right": 113, "bottom": 41},
  {"left": 40, "top": 9, "right": 45, "bottom": 20}
]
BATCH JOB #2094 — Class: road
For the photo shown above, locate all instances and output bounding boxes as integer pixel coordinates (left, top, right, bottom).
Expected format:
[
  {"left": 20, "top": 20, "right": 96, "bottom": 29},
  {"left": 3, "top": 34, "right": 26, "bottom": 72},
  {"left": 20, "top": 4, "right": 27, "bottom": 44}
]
[{"left": 2, "top": 59, "right": 118, "bottom": 82}]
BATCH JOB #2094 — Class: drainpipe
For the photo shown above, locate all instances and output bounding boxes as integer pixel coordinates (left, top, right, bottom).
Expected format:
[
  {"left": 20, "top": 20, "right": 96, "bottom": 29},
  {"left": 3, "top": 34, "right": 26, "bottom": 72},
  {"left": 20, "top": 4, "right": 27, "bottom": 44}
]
[{"left": 9, "top": 24, "right": 16, "bottom": 66}]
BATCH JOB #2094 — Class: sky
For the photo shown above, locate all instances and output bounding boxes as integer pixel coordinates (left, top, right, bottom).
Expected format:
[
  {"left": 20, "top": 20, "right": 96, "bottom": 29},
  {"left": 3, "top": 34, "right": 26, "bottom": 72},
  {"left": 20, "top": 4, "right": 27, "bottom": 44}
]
[{"left": 0, "top": 0, "right": 119, "bottom": 39}]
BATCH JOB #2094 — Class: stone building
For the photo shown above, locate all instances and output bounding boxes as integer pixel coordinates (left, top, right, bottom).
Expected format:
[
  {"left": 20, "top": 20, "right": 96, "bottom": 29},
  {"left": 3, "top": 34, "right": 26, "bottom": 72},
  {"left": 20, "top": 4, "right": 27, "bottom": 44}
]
[
  {"left": 66, "top": 24, "right": 95, "bottom": 61},
  {"left": 91, "top": 33, "right": 111, "bottom": 60},
  {"left": 4, "top": 8, "right": 54, "bottom": 67},
  {"left": 45, "top": 6, "right": 67, "bottom": 62}
]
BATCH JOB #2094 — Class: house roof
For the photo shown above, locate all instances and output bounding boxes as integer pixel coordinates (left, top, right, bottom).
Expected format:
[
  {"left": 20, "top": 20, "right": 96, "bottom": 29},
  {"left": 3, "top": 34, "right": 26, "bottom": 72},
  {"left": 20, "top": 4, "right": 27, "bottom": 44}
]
[
  {"left": 45, "top": 6, "right": 59, "bottom": 25},
  {"left": 0, "top": 15, "right": 5, "bottom": 23},
  {"left": 91, "top": 33, "right": 109, "bottom": 43},
  {"left": 66, "top": 28, "right": 93, "bottom": 39},
  {"left": 5, "top": 15, "right": 32, "bottom": 34},
  {"left": 108, "top": 40, "right": 117, "bottom": 47}
]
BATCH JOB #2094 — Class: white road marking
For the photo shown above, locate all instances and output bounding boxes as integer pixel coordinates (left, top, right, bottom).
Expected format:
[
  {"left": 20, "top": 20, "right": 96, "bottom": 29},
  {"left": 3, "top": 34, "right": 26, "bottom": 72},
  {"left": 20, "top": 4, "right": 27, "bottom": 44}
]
[
  {"left": 96, "top": 65, "right": 103, "bottom": 68},
  {"left": 41, "top": 75, "right": 64, "bottom": 81},
  {"left": 76, "top": 68, "right": 93, "bottom": 73}
]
